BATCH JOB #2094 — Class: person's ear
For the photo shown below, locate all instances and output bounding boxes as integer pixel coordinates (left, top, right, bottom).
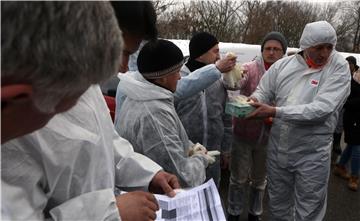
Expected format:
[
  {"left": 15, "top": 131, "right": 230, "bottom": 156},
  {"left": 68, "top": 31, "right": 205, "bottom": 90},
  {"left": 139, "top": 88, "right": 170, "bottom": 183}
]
[
  {"left": 196, "top": 55, "right": 204, "bottom": 63},
  {"left": 154, "top": 77, "right": 167, "bottom": 85},
  {"left": 1, "top": 84, "right": 33, "bottom": 110}
]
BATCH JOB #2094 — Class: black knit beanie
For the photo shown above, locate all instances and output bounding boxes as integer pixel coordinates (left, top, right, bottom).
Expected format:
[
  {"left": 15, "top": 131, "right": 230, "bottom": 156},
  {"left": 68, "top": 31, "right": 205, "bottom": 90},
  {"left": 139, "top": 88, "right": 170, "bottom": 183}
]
[
  {"left": 261, "top": 31, "right": 287, "bottom": 54},
  {"left": 346, "top": 56, "right": 357, "bottom": 66},
  {"left": 137, "top": 39, "right": 184, "bottom": 79},
  {"left": 189, "top": 32, "right": 219, "bottom": 59}
]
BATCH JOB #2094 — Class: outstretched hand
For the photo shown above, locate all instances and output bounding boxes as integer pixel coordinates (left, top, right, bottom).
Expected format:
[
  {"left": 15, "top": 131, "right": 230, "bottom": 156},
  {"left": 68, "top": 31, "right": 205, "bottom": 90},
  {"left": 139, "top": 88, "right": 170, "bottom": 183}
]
[
  {"left": 149, "top": 171, "right": 180, "bottom": 197},
  {"left": 246, "top": 102, "right": 276, "bottom": 119},
  {"left": 216, "top": 56, "right": 237, "bottom": 73}
]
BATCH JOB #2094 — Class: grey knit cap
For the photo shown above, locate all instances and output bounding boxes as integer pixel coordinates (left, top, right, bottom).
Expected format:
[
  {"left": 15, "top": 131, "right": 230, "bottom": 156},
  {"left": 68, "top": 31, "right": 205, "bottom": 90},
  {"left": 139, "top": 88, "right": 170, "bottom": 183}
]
[{"left": 261, "top": 31, "right": 288, "bottom": 54}]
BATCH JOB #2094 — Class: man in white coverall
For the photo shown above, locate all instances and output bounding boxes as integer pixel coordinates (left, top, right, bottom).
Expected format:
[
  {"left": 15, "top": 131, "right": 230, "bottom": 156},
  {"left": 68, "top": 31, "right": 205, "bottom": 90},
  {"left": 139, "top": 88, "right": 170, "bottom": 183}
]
[
  {"left": 246, "top": 21, "right": 351, "bottom": 220},
  {"left": 2, "top": 2, "right": 179, "bottom": 221},
  {"left": 117, "top": 40, "right": 213, "bottom": 188},
  {"left": 1, "top": 1, "right": 120, "bottom": 144}
]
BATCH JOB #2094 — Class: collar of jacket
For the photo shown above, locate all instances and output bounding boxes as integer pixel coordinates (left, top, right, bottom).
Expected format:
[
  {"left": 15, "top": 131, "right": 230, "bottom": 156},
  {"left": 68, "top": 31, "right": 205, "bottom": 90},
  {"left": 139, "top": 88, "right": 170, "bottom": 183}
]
[
  {"left": 264, "top": 61, "right": 272, "bottom": 70},
  {"left": 185, "top": 58, "right": 207, "bottom": 72}
]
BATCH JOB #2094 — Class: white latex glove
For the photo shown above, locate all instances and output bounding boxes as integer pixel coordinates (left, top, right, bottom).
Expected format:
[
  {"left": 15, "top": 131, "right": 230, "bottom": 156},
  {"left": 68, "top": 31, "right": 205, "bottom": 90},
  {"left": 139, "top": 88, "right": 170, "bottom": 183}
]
[
  {"left": 188, "top": 143, "right": 216, "bottom": 165},
  {"left": 207, "top": 150, "right": 220, "bottom": 157},
  {"left": 203, "top": 154, "right": 216, "bottom": 164},
  {"left": 188, "top": 143, "right": 207, "bottom": 156}
]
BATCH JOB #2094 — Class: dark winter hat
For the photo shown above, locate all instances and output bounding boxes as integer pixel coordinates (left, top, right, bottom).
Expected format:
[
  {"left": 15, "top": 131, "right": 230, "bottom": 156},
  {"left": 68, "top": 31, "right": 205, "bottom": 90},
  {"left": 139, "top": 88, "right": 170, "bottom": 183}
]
[
  {"left": 261, "top": 31, "right": 288, "bottom": 54},
  {"left": 189, "top": 32, "right": 219, "bottom": 59},
  {"left": 346, "top": 56, "right": 357, "bottom": 66},
  {"left": 137, "top": 39, "right": 184, "bottom": 79}
]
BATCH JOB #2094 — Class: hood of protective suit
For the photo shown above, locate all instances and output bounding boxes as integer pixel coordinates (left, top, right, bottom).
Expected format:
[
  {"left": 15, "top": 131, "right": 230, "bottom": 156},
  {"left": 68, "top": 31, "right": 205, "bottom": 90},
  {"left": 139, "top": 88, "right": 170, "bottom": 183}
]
[
  {"left": 118, "top": 71, "right": 173, "bottom": 101},
  {"left": 299, "top": 21, "right": 337, "bottom": 50}
]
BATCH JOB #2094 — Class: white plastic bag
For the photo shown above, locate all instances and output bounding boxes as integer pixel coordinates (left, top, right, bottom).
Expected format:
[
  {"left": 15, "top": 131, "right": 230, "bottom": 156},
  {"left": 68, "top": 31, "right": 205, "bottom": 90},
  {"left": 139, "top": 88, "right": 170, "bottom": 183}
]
[{"left": 223, "top": 52, "right": 245, "bottom": 88}]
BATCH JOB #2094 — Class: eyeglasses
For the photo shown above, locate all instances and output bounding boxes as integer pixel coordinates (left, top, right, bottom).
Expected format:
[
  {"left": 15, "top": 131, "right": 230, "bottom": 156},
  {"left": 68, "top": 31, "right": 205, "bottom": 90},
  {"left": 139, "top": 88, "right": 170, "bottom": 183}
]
[{"left": 264, "top": 47, "right": 283, "bottom": 53}]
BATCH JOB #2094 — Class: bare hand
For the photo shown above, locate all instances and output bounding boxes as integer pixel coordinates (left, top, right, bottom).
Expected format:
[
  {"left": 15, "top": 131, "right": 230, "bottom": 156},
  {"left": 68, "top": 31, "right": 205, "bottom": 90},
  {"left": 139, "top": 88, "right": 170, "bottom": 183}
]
[
  {"left": 149, "top": 171, "right": 180, "bottom": 197},
  {"left": 245, "top": 102, "right": 276, "bottom": 119},
  {"left": 116, "top": 191, "right": 159, "bottom": 221},
  {"left": 215, "top": 56, "right": 237, "bottom": 73},
  {"left": 247, "top": 97, "right": 258, "bottom": 103},
  {"left": 220, "top": 152, "right": 230, "bottom": 169},
  {"left": 241, "top": 69, "right": 248, "bottom": 78}
]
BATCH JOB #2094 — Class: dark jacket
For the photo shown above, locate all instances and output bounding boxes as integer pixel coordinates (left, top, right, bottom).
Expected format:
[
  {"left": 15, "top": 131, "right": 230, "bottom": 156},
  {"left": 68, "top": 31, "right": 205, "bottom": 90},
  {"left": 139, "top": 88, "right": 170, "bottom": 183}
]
[{"left": 343, "top": 77, "right": 360, "bottom": 144}]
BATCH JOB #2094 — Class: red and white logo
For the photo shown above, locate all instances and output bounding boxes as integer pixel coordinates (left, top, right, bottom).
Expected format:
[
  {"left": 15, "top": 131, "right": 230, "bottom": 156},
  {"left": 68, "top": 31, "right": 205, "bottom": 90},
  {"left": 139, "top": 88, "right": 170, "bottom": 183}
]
[{"left": 310, "top": 79, "right": 319, "bottom": 86}]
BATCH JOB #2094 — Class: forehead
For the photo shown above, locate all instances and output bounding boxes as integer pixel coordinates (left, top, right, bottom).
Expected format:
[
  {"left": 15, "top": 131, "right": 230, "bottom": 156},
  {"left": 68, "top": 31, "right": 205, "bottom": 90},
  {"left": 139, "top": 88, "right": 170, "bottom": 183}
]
[
  {"left": 168, "top": 68, "right": 181, "bottom": 77},
  {"left": 310, "top": 43, "right": 333, "bottom": 50},
  {"left": 209, "top": 44, "right": 219, "bottom": 51},
  {"left": 264, "top": 40, "right": 282, "bottom": 48}
]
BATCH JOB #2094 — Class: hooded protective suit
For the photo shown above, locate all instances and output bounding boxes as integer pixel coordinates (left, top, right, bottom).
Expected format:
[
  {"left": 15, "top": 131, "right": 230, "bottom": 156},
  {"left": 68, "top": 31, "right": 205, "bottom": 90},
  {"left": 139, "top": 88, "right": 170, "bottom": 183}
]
[
  {"left": 1, "top": 85, "right": 162, "bottom": 220},
  {"left": 252, "top": 21, "right": 351, "bottom": 221},
  {"left": 116, "top": 72, "right": 208, "bottom": 188}
]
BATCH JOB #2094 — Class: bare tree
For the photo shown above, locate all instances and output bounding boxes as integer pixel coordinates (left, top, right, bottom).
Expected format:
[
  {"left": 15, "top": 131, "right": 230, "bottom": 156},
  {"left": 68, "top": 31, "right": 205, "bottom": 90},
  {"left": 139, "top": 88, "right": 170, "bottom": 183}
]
[
  {"left": 335, "top": 1, "right": 360, "bottom": 52},
  {"left": 354, "top": 5, "right": 360, "bottom": 52},
  {"left": 276, "top": 2, "right": 318, "bottom": 47},
  {"left": 157, "top": 0, "right": 248, "bottom": 42},
  {"left": 157, "top": 2, "right": 198, "bottom": 39},
  {"left": 347, "top": 1, "right": 360, "bottom": 52},
  {"left": 317, "top": 2, "right": 340, "bottom": 24},
  {"left": 153, "top": 0, "right": 177, "bottom": 16},
  {"left": 190, "top": 0, "right": 245, "bottom": 42},
  {"left": 156, "top": 0, "right": 356, "bottom": 53},
  {"left": 235, "top": 0, "right": 262, "bottom": 43}
]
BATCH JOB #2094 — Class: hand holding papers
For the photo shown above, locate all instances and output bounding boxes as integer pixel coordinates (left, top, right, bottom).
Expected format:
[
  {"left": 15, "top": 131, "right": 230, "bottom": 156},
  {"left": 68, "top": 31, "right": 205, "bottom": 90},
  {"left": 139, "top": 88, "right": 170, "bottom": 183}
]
[{"left": 154, "top": 179, "right": 226, "bottom": 221}]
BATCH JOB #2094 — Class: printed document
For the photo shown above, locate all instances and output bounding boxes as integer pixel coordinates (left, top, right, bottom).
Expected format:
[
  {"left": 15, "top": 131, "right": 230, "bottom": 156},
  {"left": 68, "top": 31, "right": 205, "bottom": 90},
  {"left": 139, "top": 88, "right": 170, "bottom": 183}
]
[{"left": 154, "top": 179, "right": 226, "bottom": 221}]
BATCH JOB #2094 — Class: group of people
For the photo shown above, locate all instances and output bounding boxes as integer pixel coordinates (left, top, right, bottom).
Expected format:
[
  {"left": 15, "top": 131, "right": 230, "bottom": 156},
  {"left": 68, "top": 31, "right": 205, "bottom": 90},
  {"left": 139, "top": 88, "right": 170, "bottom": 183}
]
[
  {"left": 2, "top": 2, "right": 179, "bottom": 220},
  {"left": 1, "top": 1, "right": 357, "bottom": 221},
  {"left": 333, "top": 55, "right": 360, "bottom": 192}
]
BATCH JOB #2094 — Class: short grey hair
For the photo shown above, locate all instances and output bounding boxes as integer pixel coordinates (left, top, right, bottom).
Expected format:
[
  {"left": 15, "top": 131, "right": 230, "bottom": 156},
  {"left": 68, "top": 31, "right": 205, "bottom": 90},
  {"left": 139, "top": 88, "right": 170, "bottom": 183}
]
[{"left": 1, "top": 1, "right": 123, "bottom": 113}]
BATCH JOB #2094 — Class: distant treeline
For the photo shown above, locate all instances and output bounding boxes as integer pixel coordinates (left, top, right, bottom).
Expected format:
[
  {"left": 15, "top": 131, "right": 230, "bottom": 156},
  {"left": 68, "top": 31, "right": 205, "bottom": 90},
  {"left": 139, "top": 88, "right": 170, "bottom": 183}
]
[{"left": 154, "top": 0, "right": 360, "bottom": 53}]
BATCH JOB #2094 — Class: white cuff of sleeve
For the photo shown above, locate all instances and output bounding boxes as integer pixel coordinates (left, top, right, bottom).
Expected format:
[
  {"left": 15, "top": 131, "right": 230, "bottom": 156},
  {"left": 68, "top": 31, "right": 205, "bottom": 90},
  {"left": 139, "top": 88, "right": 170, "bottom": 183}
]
[{"left": 275, "top": 106, "right": 283, "bottom": 118}]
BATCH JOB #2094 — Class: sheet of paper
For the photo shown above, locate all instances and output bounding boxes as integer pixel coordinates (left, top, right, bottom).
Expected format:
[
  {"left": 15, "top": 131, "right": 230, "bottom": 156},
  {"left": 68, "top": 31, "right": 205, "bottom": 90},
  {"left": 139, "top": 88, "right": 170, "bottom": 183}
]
[{"left": 154, "top": 179, "right": 226, "bottom": 221}]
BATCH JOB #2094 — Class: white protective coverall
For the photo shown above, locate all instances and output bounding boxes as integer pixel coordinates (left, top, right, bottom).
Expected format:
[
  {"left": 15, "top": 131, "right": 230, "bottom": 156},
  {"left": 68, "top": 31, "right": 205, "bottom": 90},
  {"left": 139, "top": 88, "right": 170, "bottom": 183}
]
[
  {"left": 175, "top": 65, "right": 233, "bottom": 188},
  {"left": 251, "top": 21, "right": 351, "bottom": 221},
  {"left": 115, "top": 64, "right": 222, "bottom": 126},
  {"left": 116, "top": 71, "right": 208, "bottom": 188},
  {"left": 1, "top": 85, "right": 162, "bottom": 220}
]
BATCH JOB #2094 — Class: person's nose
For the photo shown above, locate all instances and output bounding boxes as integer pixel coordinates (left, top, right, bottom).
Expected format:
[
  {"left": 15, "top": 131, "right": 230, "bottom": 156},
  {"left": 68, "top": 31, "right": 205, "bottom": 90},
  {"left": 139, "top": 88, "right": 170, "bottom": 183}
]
[{"left": 320, "top": 48, "right": 331, "bottom": 57}]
